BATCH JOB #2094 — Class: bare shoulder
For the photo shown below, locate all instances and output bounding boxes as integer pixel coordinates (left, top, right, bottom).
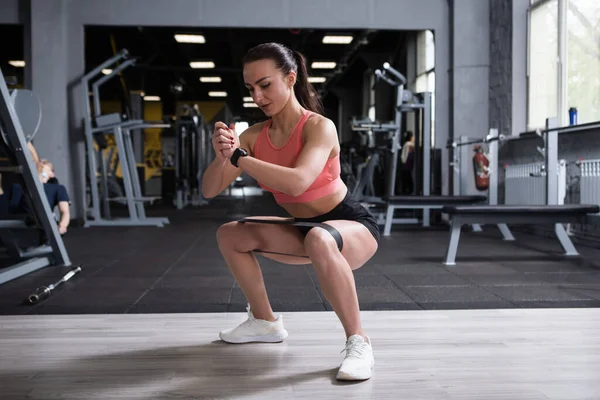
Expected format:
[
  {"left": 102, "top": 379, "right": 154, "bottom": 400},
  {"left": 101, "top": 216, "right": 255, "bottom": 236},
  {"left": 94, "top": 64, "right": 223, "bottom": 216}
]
[{"left": 303, "top": 113, "right": 338, "bottom": 142}]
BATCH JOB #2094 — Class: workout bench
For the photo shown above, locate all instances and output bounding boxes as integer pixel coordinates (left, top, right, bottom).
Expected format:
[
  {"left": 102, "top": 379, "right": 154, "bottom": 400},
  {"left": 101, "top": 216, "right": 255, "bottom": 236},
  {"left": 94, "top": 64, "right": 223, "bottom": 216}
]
[
  {"left": 441, "top": 204, "right": 600, "bottom": 265},
  {"left": 382, "top": 195, "right": 488, "bottom": 236}
]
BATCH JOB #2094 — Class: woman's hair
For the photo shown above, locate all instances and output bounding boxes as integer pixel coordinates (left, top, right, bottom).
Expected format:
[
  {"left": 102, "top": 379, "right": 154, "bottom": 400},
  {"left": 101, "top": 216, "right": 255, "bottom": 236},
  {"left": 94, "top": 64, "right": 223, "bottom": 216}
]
[{"left": 243, "top": 42, "right": 324, "bottom": 114}]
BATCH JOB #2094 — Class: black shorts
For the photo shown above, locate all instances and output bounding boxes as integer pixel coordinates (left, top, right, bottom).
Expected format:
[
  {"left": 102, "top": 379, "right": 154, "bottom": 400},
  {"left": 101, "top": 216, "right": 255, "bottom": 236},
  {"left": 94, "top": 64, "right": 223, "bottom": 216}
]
[{"left": 293, "top": 192, "right": 380, "bottom": 244}]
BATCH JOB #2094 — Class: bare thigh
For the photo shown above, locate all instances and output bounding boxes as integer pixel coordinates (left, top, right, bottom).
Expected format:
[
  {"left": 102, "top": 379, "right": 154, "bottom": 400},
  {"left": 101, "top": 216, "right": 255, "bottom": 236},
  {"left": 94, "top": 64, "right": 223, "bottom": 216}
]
[
  {"left": 218, "top": 217, "right": 310, "bottom": 265},
  {"left": 218, "top": 217, "right": 378, "bottom": 269},
  {"left": 316, "top": 220, "right": 378, "bottom": 270}
]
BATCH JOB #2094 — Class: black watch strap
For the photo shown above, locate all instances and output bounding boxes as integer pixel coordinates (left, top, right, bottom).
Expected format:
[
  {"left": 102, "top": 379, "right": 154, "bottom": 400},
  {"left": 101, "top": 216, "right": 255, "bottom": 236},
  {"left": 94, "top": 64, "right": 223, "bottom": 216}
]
[{"left": 230, "top": 148, "right": 248, "bottom": 167}]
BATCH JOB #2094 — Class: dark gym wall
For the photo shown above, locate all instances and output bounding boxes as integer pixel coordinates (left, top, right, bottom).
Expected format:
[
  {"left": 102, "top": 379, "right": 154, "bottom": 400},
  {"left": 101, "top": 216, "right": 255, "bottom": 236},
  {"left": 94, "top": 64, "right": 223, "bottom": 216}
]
[
  {"left": 334, "top": 86, "right": 362, "bottom": 144},
  {"left": 451, "top": 0, "right": 491, "bottom": 139},
  {"left": 490, "top": 0, "right": 514, "bottom": 138},
  {"left": 489, "top": 0, "right": 528, "bottom": 138},
  {"left": 511, "top": 0, "right": 528, "bottom": 136},
  {"left": 0, "top": 0, "right": 20, "bottom": 24}
]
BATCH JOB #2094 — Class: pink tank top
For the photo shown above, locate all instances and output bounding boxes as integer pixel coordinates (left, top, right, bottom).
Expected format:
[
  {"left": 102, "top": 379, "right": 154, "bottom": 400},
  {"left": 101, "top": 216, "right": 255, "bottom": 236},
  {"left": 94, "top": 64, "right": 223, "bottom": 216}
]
[{"left": 252, "top": 110, "right": 342, "bottom": 204}]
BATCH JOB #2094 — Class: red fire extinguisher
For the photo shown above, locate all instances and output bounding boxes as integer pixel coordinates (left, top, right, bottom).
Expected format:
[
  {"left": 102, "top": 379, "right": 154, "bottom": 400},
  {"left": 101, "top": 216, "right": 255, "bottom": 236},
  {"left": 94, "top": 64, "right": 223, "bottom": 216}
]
[{"left": 472, "top": 145, "right": 489, "bottom": 191}]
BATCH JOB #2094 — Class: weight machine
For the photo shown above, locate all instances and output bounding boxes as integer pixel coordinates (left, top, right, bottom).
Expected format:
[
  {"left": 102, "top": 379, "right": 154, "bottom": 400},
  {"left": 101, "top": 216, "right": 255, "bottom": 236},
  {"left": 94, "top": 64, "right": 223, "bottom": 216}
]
[
  {"left": 348, "top": 119, "right": 399, "bottom": 204},
  {"left": 350, "top": 62, "right": 434, "bottom": 232},
  {"left": 0, "top": 68, "right": 75, "bottom": 285},
  {"left": 173, "top": 104, "right": 210, "bottom": 209},
  {"left": 81, "top": 49, "right": 171, "bottom": 227}
]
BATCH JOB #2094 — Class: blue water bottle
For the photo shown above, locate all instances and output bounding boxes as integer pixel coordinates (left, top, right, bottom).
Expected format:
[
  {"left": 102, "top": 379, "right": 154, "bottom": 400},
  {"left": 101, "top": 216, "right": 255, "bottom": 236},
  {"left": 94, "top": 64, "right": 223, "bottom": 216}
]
[{"left": 569, "top": 107, "right": 578, "bottom": 126}]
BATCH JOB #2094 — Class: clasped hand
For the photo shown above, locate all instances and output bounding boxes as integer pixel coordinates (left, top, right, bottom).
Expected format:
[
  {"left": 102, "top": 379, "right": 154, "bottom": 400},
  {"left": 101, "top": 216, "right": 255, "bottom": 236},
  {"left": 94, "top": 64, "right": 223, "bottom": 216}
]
[{"left": 212, "top": 122, "right": 240, "bottom": 161}]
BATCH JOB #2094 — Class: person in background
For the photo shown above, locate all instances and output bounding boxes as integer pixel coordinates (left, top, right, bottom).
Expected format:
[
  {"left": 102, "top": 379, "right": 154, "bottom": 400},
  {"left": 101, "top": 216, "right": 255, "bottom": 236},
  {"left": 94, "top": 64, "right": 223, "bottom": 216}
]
[
  {"left": 0, "top": 142, "right": 42, "bottom": 213},
  {"left": 399, "top": 131, "right": 415, "bottom": 194},
  {"left": 9, "top": 159, "right": 71, "bottom": 234},
  {"left": 27, "top": 142, "right": 41, "bottom": 170}
]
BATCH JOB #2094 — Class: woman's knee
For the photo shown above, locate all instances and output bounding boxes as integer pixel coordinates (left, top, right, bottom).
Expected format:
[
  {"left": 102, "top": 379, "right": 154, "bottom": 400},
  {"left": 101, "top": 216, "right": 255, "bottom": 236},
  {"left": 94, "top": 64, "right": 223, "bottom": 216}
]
[
  {"left": 304, "top": 227, "right": 339, "bottom": 258},
  {"left": 216, "top": 221, "right": 242, "bottom": 246},
  {"left": 217, "top": 221, "right": 261, "bottom": 253}
]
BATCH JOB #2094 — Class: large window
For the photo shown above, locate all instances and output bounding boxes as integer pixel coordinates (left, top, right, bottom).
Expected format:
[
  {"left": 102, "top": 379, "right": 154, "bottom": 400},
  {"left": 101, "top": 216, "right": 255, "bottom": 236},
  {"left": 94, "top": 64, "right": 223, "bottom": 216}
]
[
  {"left": 567, "top": 0, "right": 600, "bottom": 125},
  {"left": 528, "top": 0, "right": 558, "bottom": 129},
  {"left": 416, "top": 30, "right": 435, "bottom": 145},
  {"left": 528, "top": 0, "right": 600, "bottom": 128}
]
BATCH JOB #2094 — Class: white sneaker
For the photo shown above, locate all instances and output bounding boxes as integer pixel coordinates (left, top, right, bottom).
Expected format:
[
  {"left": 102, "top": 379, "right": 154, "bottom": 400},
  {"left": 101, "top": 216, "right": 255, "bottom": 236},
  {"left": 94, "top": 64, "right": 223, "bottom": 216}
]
[
  {"left": 336, "top": 334, "right": 375, "bottom": 381},
  {"left": 219, "top": 305, "right": 289, "bottom": 344}
]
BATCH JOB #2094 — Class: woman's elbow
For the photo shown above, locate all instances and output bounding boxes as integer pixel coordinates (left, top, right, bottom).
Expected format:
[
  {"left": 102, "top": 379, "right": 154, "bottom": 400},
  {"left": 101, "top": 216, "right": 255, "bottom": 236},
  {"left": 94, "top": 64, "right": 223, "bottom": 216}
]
[
  {"left": 287, "top": 178, "right": 311, "bottom": 197},
  {"left": 201, "top": 188, "right": 213, "bottom": 199},
  {"left": 201, "top": 180, "right": 219, "bottom": 199},
  {"left": 287, "top": 187, "right": 304, "bottom": 198}
]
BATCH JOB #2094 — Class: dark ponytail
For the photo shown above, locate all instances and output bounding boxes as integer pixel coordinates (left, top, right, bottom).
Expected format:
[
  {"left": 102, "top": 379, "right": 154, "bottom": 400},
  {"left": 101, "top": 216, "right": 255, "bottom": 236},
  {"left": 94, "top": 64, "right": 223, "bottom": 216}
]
[
  {"left": 291, "top": 50, "right": 323, "bottom": 115},
  {"left": 243, "top": 43, "right": 324, "bottom": 115}
]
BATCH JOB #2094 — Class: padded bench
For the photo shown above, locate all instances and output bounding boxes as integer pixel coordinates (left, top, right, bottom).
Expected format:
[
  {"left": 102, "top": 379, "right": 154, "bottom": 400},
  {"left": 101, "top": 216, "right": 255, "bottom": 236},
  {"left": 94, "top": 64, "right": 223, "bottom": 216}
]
[
  {"left": 382, "top": 195, "right": 488, "bottom": 236},
  {"left": 441, "top": 204, "right": 600, "bottom": 265},
  {"left": 386, "top": 195, "right": 488, "bottom": 205}
]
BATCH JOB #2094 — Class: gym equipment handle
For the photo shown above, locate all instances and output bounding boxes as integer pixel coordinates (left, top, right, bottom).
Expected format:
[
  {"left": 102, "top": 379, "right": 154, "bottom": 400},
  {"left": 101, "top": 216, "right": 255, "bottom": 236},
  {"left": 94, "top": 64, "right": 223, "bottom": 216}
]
[
  {"left": 374, "top": 69, "right": 398, "bottom": 87},
  {"left": 520, "top": 120, "right": 600, "bottom": 136},
  {"left": 383, "top": 62, "right": 407, "bottom": 85},
  {"left": 447, "top": 133, "right": 506, "bottom": 149},
  {"left": 374, "top": 63, "right": 407, "bottom": 87}
]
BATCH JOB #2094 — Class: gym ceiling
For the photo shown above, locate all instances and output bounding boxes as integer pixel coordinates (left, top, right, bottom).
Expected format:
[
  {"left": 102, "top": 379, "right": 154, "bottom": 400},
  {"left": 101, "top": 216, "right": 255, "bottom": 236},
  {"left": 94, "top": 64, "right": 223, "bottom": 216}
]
[{"left": 0, "top": 25, "right": 408, "bottom": 121}]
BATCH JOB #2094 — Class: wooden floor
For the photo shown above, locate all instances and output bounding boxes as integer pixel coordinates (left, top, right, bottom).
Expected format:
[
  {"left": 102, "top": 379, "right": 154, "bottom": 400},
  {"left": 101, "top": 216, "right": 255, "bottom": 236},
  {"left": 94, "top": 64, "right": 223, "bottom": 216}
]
[{"left": 0, "top": 309, "right": 599, "bottom": 399}]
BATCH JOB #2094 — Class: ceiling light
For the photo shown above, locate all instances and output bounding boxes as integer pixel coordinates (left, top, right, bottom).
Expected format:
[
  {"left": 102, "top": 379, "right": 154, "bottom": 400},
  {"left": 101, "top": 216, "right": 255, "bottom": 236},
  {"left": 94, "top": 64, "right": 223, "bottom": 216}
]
[
  {"left": 243, "top": 97, "right": 253, "bottom": 102},
  {"left": 175, "top": 34, "right": 206, "bottom": 44},
  {"left": 311, "top": 62, "right": 336, "bottom": 69},
  {"left": 200, "top": 76, "right": 222, "bottom": 83},
  {"left": 243, "top": 102, "right": 259, "bottom": 108},
  {"left": 144, "top": 96, "right": 161, "bottom": 101},
  {"left": 8, "top": 60, "right": 25, "bottom": 68},
  {"left": 102, "top": 69, "right": 113, "bottom": 75},
  {"left": 190, "top": 61, "right": 215, "bottom": 69},
  {"left": 322, "top": 35, "right": 353, "bottom": 44},
  {"left": 308, "top": 77, "right": 326, "bottom": 83},
  {"left": 208, "top": 91, "right": 227, "bottom": 97}
]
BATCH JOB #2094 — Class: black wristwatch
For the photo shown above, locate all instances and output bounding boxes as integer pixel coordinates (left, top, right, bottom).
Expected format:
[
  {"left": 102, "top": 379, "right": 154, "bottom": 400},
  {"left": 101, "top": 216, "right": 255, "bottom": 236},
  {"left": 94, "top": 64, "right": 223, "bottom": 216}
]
[{"left": 230, "top": 147, "right": 248, "bottom": 167}]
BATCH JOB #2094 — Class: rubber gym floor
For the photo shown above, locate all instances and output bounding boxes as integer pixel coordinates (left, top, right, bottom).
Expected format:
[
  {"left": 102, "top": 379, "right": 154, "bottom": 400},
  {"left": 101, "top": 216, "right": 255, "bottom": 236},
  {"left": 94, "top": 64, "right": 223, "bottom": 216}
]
[{"left": 1, "top": 192, "right": 600, "bottom": 315}]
